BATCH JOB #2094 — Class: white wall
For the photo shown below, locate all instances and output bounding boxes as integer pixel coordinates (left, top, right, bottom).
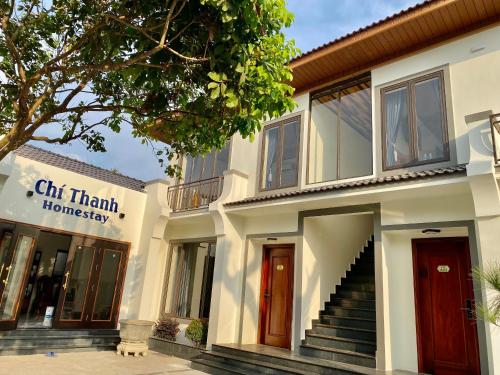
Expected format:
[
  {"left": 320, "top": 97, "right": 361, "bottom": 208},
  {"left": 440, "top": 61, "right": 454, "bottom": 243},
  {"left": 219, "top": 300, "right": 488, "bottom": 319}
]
[
  {"left": 381, "top": 189, "right": 475, "bottom": 226},
  {"left": 0, "top": 154, "right": 149, "bottom": 321},
  {"left": 301, "top": 214, "right": 373, "bottom": 338},
  {"left": 239, "top": 236, "right": 301, "bottom": 346},
  {"left": 373, "top": 25, "right": 500, "bottom": 169},
  {"left": 381, "top": 227, "right": 469, "bottom": 372}
]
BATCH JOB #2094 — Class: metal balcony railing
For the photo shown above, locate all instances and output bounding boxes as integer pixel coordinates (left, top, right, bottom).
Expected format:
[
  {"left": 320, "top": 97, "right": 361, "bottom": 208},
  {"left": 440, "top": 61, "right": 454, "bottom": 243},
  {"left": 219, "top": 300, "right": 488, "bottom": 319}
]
[
  {"left": 490, "top": 113, "right": 500, "bottom": 165},
  {"left": 167, "top": 176, "right": 224, "bottom": 212}
]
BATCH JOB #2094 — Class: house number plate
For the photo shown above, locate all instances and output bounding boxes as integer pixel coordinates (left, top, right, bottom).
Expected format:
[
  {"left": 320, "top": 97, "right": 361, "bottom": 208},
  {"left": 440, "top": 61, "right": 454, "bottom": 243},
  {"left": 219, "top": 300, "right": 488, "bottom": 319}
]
[
  {"left": 437, "top": 265, "right": 450, "bottom": 273},
  {"left": 276, "top": 265, "right": 284, "bottom": 271}
]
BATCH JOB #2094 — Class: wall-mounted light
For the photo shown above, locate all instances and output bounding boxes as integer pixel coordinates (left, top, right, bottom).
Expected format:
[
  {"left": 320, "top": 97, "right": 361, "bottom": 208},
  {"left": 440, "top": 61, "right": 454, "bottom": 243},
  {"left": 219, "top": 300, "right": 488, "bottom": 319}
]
[
  {"left": 119, "top": 213, "right": 125, "bottom": 219},
  {"left": 422, "top": 229, "right": 441, "bottom": 234},
  {"left": 26, "top": 190, "right": 34, "bottom": 198},
  {"left": 266, "top": 237, "right": 277, "bottom": 241}
]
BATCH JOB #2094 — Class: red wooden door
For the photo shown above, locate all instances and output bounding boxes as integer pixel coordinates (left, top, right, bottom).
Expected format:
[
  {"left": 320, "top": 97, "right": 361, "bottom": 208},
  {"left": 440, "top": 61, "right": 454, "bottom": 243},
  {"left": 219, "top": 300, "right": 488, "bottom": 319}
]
[
  {"left": 413, "top": 238, "right": 480, "bottom": 375},
  {"left": 259, "top": 245, "right": 294, "bottom": 349}
]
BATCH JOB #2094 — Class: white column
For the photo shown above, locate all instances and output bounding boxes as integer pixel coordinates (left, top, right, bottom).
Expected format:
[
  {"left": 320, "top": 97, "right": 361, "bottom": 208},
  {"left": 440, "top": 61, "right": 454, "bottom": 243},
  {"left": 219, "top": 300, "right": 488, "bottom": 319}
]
[
  {"left": 206, "top": 170, "right": 248, "bottom": 348},
  {"left": 133, "top": 180, "right": 171, "bottom": 321}
]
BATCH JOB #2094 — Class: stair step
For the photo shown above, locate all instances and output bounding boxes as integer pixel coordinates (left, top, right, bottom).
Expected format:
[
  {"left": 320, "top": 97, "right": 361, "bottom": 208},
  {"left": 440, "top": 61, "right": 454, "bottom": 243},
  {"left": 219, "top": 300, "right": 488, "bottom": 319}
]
[
  {"left": 353, "top": 258, "right": 374, "bottom": 266},
  {"left": 300, "top": 344, "right": 376, "bottom": 368},
  {"left": 0, "top": 329, "right": 119, "bottom": 356},
  {"left": 0, "top": 335, "right": 119, "bottom": 349},
  {"left": 349, "top": 268, "right": 374, "bottom": 276},
  {"left": 338, "top": 283, "right": 376, "bottom": 293},
  {"left": 210, "top": 344, "right": 374, "bottom": 375},
  {"left": 342, "top": 275, "right": 375, "bottom": 283},
  {"left": 328, "top": 298, "right": 376, "bottom": 310},
  {"left": 197, "top": 351, "right": 310, "bottom": 375},
  {"left": 0, "top": 343, "right": 117, "bottom": 356},
  {"left": 191, "top": 357, "right": 250, "bottom": 375},
  {"left": 319, "top": 316, "right": 376, "bottom": 331},
  {"left": 304, "top": 332, "right": 376, "bottom": 355},
  {"left": 311, "top": 324, "right": 376, "bottom": 342},
  {"left": 321, "top": 307, "right": 375, "bottom": 320},
  {"left": 334, "top": 290, "right": 375, "bottom": 300},
  {"left": 0, "top": 329, "right": 119, "bottom": 337}
]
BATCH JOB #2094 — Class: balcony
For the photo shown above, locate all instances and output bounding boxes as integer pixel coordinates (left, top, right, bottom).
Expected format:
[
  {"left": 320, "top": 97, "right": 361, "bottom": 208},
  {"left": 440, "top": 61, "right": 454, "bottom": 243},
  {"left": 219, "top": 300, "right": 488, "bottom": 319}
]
[
  {"left": 491, "top": 113, "right": 500, "bottom": 165},
  {"left": 167, "top": 176, "right": 224, "bottom": 212}
]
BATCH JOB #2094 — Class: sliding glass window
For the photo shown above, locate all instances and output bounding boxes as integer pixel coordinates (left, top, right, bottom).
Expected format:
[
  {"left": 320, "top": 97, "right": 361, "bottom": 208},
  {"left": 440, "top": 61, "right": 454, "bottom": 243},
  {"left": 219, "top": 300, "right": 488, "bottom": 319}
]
[
  {"left": 161, "top": 242, "right": 216, "bottom": 319},
  {"left": 308, "top": 76, "right": 372, "bottom": 184},
  {"left": 260, "top": 116, "right": 300, "bottom": 191},
  {"left": 382, "top": 71, "right": 448, "bottom": 170}
]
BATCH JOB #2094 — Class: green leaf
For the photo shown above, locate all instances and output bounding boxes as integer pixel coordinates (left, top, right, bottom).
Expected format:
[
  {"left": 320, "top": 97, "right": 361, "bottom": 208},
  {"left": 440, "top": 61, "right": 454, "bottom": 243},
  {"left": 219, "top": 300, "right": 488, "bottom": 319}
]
[
  {"left": 208, "top": 72, "right": 222, "bottom": 82},
  {"left": 210, "top": 86, "right": 221, "bottom": 99}
]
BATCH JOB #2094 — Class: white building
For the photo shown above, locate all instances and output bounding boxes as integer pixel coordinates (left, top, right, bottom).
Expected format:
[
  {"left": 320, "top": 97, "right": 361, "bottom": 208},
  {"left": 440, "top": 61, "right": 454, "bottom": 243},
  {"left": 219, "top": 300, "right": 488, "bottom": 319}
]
[
  {"left": 137, "top": 1, "right": 500, "bottom": 374},
  {"left": 0, "top": 1, "right": 499, "bottom": 374}
]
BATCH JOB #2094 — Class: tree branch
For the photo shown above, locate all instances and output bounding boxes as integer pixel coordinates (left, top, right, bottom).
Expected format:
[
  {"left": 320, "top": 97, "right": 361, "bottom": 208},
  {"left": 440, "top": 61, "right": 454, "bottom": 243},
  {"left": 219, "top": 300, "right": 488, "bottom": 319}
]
[{"left": 159, "top": 0, "right": 178, "bottom": 47}]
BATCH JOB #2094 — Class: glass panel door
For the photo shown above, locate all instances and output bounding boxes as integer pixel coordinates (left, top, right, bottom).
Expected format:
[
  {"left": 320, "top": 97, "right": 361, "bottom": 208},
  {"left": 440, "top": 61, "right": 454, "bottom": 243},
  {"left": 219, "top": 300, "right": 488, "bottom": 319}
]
[
  {"left": 55, "top": 238, "right": 96, "bottom": 327},
  {"left": 54, "top": 238, "right": 128, "bottom": 329},
  {"left": 0, "top": 225, "right": 38, "bottom": 330},
  {"left": 91, "top": 249, "right": 122, "bottom": 321}
]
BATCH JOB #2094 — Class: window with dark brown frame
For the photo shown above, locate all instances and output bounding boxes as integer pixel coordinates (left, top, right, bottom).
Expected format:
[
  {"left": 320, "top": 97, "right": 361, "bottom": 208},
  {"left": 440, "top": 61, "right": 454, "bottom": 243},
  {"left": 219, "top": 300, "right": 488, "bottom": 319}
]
[
  {"left": 308, "top": 75, "right": 372, "bottom": 184},
  {"left": 184, "top": 143, "right": 230, "bottom": 183},
  {"left": 260, "top": 116, "right": 300, "bottom": 191},
  {"left": 381, "top": 71, "right": 449, "bottom": 170}
]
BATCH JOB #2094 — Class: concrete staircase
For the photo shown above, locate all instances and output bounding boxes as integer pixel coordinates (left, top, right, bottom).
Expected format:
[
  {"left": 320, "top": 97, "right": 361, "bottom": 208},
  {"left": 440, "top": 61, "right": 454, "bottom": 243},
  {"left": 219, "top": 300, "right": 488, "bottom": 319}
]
[
  {"left": 0, "top": 329, "right": 120, "bottom": 355},
  {"left": 300, "top": 237, "right": 376, "bottom": 368},
  {"left": 191, "top": 237, "right": 377, "bottom": 374}
]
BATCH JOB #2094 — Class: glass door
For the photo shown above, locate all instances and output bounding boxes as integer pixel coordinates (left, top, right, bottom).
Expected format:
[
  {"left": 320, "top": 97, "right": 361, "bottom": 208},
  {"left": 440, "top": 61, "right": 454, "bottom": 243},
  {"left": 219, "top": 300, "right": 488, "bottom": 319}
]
[
  {"left": 54, "top": 237, "right": 128, "bottom": 329},
  {"left": 0, "top": 225, "right": 38, "bottom": 330},
  {"left": 54, "top": 236, "right": 96, "bottom": 329},
  {"left": 88, "top": 246, "right": 128, "bottom": 328}
]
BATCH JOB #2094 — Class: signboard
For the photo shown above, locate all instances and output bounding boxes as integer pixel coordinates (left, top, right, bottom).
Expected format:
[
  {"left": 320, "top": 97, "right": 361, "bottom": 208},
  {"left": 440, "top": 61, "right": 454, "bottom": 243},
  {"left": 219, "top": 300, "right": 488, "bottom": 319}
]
[{"left": 33, "top": 179, "right": 120, "bottom": 224}]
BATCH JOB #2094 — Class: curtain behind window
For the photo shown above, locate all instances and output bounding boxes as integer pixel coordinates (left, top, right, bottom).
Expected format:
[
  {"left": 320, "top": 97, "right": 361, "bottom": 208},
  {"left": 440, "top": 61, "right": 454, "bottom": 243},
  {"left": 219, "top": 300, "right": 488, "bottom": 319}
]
[{"left": 385, "top": 87, "right": 409, "bottom": 167}]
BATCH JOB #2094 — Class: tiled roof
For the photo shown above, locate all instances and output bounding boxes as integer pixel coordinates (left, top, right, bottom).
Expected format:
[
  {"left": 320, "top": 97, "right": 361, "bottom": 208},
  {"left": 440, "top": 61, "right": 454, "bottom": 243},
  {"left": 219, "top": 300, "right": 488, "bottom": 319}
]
[
  {"left": 225, "top": 165, "right": 467, "bottom": 207},
  {"left": 288, "top": 0, "right": 500, "bottom": 94},
  {"left": 14, "top": 145, "right": 146, "bottom": 192}
]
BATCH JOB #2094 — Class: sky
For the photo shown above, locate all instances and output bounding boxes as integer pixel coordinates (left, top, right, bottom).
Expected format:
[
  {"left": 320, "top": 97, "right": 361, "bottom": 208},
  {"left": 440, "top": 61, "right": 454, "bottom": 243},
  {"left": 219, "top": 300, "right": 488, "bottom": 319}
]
[{"left": 32, "top": 0, "right": 419, "bottom": 182}]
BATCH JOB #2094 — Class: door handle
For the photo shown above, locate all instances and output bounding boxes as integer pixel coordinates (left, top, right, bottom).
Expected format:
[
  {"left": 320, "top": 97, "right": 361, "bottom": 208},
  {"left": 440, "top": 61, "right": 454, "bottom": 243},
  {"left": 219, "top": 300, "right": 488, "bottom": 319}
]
[
  {"left": 264, "top": 289, "right": 271, "bottom": 300},
  {"left": 2, "top": 265, "right": 12, "bottom": 287},
  {"left": 465, "top": 299, "right": 474, "bottom": 320},
  {"left": 0, "top": 263, "right": 4, "bottom": 278},
  {"left": 62, "top": 271, "right": 70, "bottom": 290}
]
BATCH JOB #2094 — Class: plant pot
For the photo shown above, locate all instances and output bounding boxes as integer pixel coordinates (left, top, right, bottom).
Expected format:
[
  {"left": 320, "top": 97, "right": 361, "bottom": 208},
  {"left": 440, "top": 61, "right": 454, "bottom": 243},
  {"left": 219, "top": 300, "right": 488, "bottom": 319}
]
[
  {"left": 117, "top": 320, "right": 155, "bottom": 356},
  {"left": 119, "top": 320, "right": 154, "bottom": 343}
]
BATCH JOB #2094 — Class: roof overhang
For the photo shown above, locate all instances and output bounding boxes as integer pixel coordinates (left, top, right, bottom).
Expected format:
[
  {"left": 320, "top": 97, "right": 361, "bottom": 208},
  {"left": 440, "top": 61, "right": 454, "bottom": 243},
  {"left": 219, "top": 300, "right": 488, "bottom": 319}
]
[{"left": 290, "top": 0, "right": 500, "bottom": 94}]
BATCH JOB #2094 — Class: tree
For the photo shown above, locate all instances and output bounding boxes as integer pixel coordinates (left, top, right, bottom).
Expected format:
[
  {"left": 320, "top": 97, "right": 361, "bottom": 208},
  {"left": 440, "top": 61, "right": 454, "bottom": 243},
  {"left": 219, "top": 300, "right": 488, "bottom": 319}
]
[
  {"left": 0, "top": 0, "right": 297, "bottom": 175},
  {"left": 473, "top": 262, "right": 500, "bottom": 327}
]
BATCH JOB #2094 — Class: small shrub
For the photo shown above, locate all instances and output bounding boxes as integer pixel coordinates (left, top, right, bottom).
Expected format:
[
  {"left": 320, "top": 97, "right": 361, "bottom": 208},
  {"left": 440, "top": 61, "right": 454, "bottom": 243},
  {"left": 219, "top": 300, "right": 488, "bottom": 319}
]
[
  {"left": 153, "top": 314, "right": 180, "bottom": 341},
  {"left": 185, "top": 318, "right": 208, "bottom": 347}
]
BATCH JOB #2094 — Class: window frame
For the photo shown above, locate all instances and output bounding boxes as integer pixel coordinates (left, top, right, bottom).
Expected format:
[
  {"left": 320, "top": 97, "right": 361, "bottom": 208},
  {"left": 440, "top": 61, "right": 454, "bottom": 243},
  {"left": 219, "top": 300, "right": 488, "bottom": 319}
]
[
  {"left": 182, "top": 142, "right": 231, "bottom": 184},
  {"left": 259, "top": 115, "right": 301, "bottom": 192},
  {"left": 306, "top": 73, "right": 373, "bottom": 185},
  {"left": 381, "top": 70, "right": 449, "bottom": 171},
  {"left": 159, "top": 240, "right": 217, "bottom": 320}
]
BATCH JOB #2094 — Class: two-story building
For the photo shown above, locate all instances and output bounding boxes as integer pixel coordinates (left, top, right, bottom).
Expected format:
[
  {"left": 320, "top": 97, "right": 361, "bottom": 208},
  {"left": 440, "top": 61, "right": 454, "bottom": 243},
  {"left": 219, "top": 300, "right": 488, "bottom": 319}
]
[{"left": 135, "top": 1, "right": 500, "bottom": 374}]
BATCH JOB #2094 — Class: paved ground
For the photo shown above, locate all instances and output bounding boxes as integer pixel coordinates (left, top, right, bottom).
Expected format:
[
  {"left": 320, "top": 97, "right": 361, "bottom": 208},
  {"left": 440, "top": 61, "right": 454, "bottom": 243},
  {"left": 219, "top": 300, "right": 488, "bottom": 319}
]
[{"left": 0, "top": 351, "right": 206, "bottom": 375}]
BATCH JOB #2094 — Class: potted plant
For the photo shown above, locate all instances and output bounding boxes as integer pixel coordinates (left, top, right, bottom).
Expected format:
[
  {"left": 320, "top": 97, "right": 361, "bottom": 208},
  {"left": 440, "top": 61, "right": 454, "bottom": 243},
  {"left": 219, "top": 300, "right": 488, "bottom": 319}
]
[
  {"left": 153, "top": 314, "right": 180, "bottom": 341},
  {"left": 185, "top": 318, "right": 208, "bottom": 347},
  {"left": 473, "top": 262, "right": 500, "bottom": 327}
]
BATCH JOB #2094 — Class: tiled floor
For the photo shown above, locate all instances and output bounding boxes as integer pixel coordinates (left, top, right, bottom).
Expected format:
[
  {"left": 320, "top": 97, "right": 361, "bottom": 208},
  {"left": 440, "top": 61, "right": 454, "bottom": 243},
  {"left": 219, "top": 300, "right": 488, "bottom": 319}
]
[{"left": 0, "top": 351, "right": 206, "bottom": 375}]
